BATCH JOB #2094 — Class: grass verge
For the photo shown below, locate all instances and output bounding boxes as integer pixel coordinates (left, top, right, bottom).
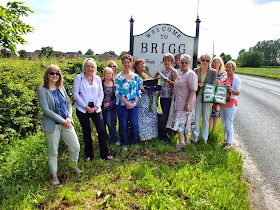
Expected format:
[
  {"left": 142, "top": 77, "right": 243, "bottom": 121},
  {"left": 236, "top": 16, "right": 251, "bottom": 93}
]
[
  {"left": 235, "top": 67, "right": 280, "bottom": 80},
  {"left": 0, "top": 121, "right": 250, "bottom": 209}
]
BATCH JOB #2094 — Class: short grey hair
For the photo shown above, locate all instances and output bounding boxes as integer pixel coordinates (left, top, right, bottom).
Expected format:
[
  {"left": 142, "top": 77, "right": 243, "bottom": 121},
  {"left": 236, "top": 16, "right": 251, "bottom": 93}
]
[{"left": 180, "top": 54, "right": 192, "bottom": 63}]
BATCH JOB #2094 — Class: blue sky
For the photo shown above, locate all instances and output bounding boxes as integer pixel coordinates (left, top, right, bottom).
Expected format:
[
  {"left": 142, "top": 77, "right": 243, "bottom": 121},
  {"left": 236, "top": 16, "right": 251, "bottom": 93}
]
[{"left": 1, "top": 0, "right": 280, "bottom": 59}]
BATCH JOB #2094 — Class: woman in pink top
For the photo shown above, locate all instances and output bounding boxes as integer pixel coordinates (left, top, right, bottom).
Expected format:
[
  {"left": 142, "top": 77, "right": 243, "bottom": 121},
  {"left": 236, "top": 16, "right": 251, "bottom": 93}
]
[
  {"left": 219, "top": 61, "right": 241, "bottom": 150},
  {"left": 166, "top": 54, "right": 198, "bottom": 148}
]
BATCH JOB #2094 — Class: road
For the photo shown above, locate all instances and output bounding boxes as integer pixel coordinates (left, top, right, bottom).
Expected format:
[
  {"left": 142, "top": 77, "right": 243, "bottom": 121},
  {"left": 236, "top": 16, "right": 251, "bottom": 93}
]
[{"left": 233, "top": 74, "right": 280, "bottom": 208}]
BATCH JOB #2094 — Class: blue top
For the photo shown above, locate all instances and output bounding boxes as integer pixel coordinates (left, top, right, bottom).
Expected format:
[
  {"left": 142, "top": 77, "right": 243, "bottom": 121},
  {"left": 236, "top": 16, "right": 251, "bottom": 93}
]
[
  {"left": 51, "top": 89, "right": 68, "bottom": 120},
  {"left": 114, "top": 73, "right": 141, "bottom": 106}
]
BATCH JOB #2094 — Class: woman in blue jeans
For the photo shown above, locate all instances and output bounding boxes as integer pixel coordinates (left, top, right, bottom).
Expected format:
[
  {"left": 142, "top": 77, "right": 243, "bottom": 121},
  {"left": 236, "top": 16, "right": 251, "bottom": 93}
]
[
  {"left": 102, "top": 67, "right": 120, "bottom": 145},
  {"left": 115, "top": 54, "right": 141, "bottom": 149}
]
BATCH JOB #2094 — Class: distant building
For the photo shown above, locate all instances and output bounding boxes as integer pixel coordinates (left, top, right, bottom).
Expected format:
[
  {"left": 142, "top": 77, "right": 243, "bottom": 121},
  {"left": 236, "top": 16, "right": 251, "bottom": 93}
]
[
  {"left": 20, "top": 50, "right": 83, "bottom": 59},
  {"left": 97, "top": 52, "right": 118, "bottom": 61}
]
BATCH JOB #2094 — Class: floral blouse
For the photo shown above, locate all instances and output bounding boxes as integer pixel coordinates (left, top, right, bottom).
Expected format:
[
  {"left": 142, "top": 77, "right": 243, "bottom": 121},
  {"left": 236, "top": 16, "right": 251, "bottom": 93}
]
[
  {"left": 114, "top": 73, "right": 141, "bottom": 106},
  {"left": 217, "top": 70, "right": 227, "bottom": 84},
  {"left": 159, "top": 69, "right": 176, "bottom": 98}
]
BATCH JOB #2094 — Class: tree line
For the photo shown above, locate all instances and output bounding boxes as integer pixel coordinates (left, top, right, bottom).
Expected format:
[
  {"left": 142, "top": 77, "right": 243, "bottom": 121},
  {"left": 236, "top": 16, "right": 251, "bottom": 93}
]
[{"left": 1, "top": 2, "right": 279, "bottom": 67}]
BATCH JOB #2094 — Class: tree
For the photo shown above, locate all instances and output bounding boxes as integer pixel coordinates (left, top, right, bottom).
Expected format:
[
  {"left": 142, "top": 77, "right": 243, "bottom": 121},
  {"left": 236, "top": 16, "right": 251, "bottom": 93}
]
[
  {"left": 250, "top": 39, "right": 280, "bottom": 66},
  {"left": 19, "top": 49, "right": 28, "bottom": 59},
  {"left": 39, "top": 46, "right": 55, "bottom": 58},
  {"left": 119, "top": 51, "right": 128, "bottom": 59},
  {"left": 78, "top": 50, "right": 82, "bottom": 55},
  {"left": 0, "top": 49, "right": 12, "bottom": 58},
  {"left": 108, "top": 50, "right": 117, "bottom": 56},
  {"left": 240, "top": 51, "right": 264, "bottom": 67},
  {"left": 220, "top": 53, "right": 232, "bottom": 64},
  {"left": 85, "top": 49, "right": 94, "bottom": 56},
  {"left": 0, "top": 1, "right": 34, "bottom": 52}
]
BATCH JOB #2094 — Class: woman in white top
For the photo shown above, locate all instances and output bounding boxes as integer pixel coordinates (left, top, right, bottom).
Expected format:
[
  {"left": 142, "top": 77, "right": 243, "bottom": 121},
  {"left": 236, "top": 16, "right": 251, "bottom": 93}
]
[{"left": 72, "top": 58, "right": 112, "bottom": 161}]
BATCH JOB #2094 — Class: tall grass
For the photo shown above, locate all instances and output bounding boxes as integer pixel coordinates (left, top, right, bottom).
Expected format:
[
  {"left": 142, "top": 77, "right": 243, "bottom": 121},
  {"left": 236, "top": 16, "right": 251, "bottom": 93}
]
[{"left": 0, "top": 119, "right": 250, "bottom": 209}]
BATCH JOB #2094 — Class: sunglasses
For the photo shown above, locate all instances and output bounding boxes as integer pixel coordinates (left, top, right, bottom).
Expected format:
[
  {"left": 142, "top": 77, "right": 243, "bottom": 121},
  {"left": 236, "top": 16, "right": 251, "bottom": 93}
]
[
  {"left": 201, "top": 59, "right": 210, "bottom": 62},
  {"left": 180, "top": 61, "right": 189, "bottom": 64},
  {"left": 108, "top": 66, "right": 116, "bottom": 68},
  {"left": 48, "top": 72, "right": 61, "bottom": 76}
]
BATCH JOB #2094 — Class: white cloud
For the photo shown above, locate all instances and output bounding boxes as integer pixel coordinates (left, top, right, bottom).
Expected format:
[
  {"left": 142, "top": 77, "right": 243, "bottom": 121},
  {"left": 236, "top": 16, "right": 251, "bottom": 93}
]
[{"left": 11, "top": 0, "right": 280, "bottom": 59}]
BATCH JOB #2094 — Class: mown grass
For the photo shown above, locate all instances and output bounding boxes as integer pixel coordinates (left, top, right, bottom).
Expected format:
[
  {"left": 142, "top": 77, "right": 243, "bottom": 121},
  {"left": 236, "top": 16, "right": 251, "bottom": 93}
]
[
  {"left": 0, "top": 114, "right": 250, "bottom": 209},
  {"left": 235, "top": 67, "right": 280, "bottom": 79}
]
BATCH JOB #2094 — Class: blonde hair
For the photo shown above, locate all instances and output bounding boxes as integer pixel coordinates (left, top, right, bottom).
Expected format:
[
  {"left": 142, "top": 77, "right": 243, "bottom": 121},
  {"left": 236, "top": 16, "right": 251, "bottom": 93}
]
[
  {"left": 82, "top": 58, "right": 97, "bottom": 74},
  {"left": 163, "top": 53, "right": 174, "bottom": 63},
  {"left": 199, "top": 53, "right": 212, "bottom": 62},
  {"left": 43, "top": 64, "right": 63, "bottom": 89},
  {"left": 226, "top": 61, "right": 236, "bottom": 70},
  {"left": 107, "top": 61, "right": 118, "bottom": 74},
  {"left": 211, "top": 56, "right": 225, "bottom": 71},
  {"left": 102, "top": 67, "right": 115, "bottom": 81}
]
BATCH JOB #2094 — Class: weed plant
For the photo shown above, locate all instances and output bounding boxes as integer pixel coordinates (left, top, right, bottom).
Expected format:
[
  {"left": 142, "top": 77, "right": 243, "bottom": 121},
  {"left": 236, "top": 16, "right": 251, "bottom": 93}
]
[{"left": 0, "top": 120, "right": 250, "bottom": 209}]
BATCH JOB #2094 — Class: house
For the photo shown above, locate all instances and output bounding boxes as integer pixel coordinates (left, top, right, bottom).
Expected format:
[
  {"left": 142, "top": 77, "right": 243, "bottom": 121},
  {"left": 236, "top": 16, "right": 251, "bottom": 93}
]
[{"left": 97, "top": 52, "right": 118, "bottom": 61}]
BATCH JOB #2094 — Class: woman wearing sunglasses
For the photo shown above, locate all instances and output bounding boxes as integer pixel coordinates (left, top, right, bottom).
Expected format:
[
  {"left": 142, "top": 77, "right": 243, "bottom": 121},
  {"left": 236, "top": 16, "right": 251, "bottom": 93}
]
[
  {"left": 38, "top": 64, "right": 81, "bottom": 185},
  {"left": 191, "top": 54, "right": 217, "bottom": 144},
  {"left": 107, "top": 60, "right": 118, "bottom": 75}
]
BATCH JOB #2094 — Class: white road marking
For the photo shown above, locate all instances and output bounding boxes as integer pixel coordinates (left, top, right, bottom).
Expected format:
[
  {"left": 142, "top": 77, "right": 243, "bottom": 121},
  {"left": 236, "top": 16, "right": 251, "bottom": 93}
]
[
  {"left": 269, "top": 91, "right": 280, "bottom": 96},
  {"left": 246, "top": 82, "right": 280, "bottom": 96},
  {"left": 247, "top": 82, "right": 262, "bottom": 89}
]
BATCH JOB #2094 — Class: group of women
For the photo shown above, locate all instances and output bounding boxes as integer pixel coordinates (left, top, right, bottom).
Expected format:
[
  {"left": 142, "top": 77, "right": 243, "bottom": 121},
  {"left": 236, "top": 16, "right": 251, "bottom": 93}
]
[{"left": 38, "top": 53, "right": 241, "bottom": 185}]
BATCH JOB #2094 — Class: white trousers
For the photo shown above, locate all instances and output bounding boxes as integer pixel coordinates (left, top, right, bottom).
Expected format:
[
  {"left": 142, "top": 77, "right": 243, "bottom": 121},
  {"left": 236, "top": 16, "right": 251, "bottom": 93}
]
[
  {"left": 220, "top": 104, "right": 237, "bottom": 144},
  {"left": 191, "top": 94, "right": 213, "bottom": 142},
  {"left": 45, "top": 124, "right": 80, "bottom": 175}
]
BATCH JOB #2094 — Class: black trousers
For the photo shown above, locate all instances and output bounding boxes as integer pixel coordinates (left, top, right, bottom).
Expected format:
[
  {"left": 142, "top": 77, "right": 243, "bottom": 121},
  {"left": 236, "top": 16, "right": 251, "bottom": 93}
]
[{"left": 76, "top": 109, "right": 109, "bottom": 159}]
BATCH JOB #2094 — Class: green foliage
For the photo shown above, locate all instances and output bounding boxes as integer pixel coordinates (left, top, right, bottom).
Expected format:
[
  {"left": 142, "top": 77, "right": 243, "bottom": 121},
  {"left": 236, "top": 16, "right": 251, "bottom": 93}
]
[
  {"left": 119, "top": 51, "right": 128, "bottom": 59},
  {"left": 0, "top": 123, "right": 250, "bottom": 209},
  {"left": 19, "top": 49, "right": 28, "bottom": 59},
  {"left": 250, "top": 39, "right": 280, "bottom": 66},
  {"left": 0, "top": 1, "right": 34, "bottom": 52},
  {"left": 220, "top": 53, "right": 232, "bottom": 64},
  {"left": 0, "top": 57, "right": 108, "bottom": 138},
  {"left": 235, "top": 67, "right": 280, "bottom": 79},
  {"left": 0, "top": 48, "right": 12, "bottom": 58},
  {"left": 85, "top": 49, "right": 94, "bottom": 56},
  {"left": 39, "top": 46, "right": 55, "bottom": 58},
  {"left": 240, "top": 51, "right": 264, "bottom": 67}
]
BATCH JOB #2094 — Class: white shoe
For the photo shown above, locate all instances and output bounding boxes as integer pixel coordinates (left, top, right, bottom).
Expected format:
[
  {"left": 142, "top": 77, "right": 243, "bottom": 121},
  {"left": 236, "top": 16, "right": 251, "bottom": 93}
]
[
  {"left": 52, "top": 176, "right": 60, "bottom": 185},
  {"left": 74, "top": 168, "right": 82, "bottom": 175}
]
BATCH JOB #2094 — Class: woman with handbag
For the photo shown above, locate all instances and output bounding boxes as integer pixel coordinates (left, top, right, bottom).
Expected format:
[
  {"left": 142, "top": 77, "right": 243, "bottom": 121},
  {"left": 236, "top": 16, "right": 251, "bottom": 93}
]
[{"left": 155, "top": 53, "right": 178, "bottom": 139}]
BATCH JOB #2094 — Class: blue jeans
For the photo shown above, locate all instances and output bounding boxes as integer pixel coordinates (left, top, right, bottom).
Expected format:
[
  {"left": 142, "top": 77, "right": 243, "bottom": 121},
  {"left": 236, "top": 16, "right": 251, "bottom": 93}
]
[
  {"left": 102, "top": 110, "right": 119, "bottom": 143},
  {"left": 117, "top": 105, "right": 138, "bottom": 146}
]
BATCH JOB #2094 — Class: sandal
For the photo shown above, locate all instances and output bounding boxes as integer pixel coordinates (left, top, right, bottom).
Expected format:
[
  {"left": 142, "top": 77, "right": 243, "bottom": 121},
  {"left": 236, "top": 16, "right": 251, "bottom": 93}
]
[
  {"left": 84, "top": 157, "right": 91, "bottom": 162},
  {"left": 219, "top": 140, "right": 227, "bottom": 145},
  {"left": 104, "top": 155, "right": 113, "bottom": 160},
  {"left": 224, "top": 144, "right": 231, "bottom": 150}
]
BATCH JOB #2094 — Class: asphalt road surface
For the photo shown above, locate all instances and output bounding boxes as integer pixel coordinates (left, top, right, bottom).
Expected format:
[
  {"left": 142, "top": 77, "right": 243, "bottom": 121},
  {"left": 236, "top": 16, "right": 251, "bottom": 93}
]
[{"left": 233, "top": 74, "right": 280, "bottom": 206}]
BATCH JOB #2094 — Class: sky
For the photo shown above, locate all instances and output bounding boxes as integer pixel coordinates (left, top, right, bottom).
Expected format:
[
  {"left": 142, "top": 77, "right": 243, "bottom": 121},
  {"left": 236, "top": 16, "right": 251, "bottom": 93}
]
[{"left": 2, "top": 0, "right": 280, "bottom": 59}]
